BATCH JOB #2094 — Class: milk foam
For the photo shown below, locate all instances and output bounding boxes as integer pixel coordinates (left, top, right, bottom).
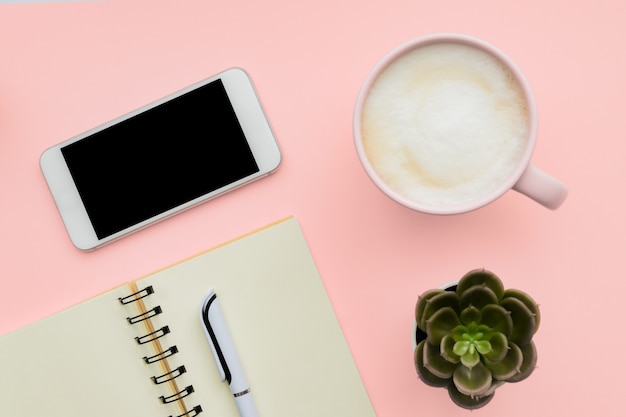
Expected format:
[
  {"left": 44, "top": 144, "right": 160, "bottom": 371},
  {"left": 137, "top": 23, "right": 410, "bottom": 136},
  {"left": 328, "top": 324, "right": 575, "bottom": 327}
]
[{"left": 361, "top": 42, "right": 529, "bottom": 208}]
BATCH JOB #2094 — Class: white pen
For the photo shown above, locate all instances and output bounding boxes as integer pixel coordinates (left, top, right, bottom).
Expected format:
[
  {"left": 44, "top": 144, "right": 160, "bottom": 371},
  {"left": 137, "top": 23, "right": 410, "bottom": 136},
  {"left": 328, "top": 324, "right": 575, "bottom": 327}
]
[{"left": 201, "top": 290, "right": 260, "bottom": 417}]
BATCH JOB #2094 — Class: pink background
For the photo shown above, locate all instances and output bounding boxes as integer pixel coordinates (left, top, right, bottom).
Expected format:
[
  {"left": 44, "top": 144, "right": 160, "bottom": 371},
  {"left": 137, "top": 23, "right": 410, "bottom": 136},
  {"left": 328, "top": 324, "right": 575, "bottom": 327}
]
[{"left": 1, "top": 1, "right": 624, "bottom": 415}]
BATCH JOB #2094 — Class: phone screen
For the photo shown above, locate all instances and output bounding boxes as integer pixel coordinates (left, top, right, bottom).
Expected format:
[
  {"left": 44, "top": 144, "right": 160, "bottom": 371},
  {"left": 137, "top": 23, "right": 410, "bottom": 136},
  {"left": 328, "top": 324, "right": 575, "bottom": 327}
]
[{"left": 61, "top": 79, "right": 259, "bottom": 239}]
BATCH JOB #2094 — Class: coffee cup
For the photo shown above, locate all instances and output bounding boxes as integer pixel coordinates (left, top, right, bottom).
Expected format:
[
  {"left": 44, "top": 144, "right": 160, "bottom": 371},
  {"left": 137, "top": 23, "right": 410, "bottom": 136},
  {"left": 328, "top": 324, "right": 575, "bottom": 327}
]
[{"left": 353, "top": 33, "right": 568, "bottom": 215}]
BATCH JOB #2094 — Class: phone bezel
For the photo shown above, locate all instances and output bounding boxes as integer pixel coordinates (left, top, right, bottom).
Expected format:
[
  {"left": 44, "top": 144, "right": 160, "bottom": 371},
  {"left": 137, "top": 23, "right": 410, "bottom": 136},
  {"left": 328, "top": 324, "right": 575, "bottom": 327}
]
[{"left": 40, "top": 68, "right": 281, "bottom": 251}]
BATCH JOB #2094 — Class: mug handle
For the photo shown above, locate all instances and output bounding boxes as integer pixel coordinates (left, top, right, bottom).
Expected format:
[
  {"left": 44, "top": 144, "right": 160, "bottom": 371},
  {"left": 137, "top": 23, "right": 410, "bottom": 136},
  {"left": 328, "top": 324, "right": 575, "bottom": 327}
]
[{"left": 512, "top": 164, "right": 568, "bottom": 210}]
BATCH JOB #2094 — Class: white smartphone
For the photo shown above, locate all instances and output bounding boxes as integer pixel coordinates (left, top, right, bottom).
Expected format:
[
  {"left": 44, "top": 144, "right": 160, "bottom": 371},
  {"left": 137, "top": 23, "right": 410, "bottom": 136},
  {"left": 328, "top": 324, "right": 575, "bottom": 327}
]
[{"left": 40, "top": 68, "right": 281, "bottom": 251}]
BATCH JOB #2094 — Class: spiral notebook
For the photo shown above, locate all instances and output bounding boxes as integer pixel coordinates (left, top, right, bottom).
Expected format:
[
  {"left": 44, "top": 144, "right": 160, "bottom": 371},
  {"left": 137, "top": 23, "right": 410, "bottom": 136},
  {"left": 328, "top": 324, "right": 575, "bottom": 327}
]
[{"left": 0, "top": 217, "right": 376, "bottom": 417}]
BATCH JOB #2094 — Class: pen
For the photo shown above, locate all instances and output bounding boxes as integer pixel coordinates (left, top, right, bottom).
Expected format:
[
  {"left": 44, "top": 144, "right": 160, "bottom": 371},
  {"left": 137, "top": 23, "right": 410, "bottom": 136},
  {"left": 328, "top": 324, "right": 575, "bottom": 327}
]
[{"left": 201, "top": 290, "right": 260, "bottom": 417}]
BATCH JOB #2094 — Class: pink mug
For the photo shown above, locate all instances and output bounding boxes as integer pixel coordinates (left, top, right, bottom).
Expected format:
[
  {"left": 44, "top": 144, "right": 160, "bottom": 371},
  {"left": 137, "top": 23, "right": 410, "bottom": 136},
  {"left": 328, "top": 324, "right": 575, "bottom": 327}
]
[{"left": 353, "top": 33, "right": 568, "bottom": 215}]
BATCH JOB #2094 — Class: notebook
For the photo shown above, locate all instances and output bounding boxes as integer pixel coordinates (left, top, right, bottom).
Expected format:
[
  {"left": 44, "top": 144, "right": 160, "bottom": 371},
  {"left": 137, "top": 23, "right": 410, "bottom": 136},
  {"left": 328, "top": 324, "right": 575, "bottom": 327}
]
[{"left": 0, "top": 217, "right": 377, "bottom": 417}]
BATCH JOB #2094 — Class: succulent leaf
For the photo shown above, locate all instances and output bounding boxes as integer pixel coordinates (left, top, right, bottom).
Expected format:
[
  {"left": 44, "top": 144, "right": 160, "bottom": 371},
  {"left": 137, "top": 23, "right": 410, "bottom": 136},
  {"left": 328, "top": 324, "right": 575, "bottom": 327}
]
[
  {"left": 506, "top": 340, "right": 538, "bottom": 383},
  {"left": 459, "top": 347, "right": 481, "bottom": 368},
  {"left": 456, "top": 269, "right": 505, "bottom": 300},
  {"left": 420, "top": 291, "right": 460, "bottom": 330},
  {"left": 440, "top": 335, "right": 461, "bottom": 364},
  {"left": 460, "top": 305, "right": 481, "bottom": 326},
  {"left": 483, "top": 342, "right": 523, "bottom": 381},
  {"left": 474, "top": 323, "right": 492, "bottom": 336},
  {"left": 500, "top": 297, "right": 537, "bottom": 345},
  {"left": 475, "top": 340, "right": 492, "bottom": 355},
  {"left": 414, "top": 340, "right": 450, "bottom": 388},
  {"left": 479, "top": 304, "right": 513, "bottom": 337},
  {"left": 453, "top": 362, "right": 492, "bottom": 397},
  {"left": 453, "top": 340, "right": 470, "bottom": 356},
  {"left": 423, "top": 341, "right": 458, "bottom": 379},
  {"left": 482, "top": 332, "right": 508, "bottom": 362},
  {"left": 503, "top": 288, "right": 541, "bottom": 333},
  {"left": 447, "top": 381, "right": 495, "bottom": 410},
  {"left": 480, "top": 379, "right": 506, "bottom": 398},
  {"left": 415, "top": 289, "right": 444, "bottom": 330},
  {"left": 459, "top": 285, "right": 498, "bottom": 310},
  {"left": 426, "top": 307, "right": 461, "bottom": 345},
  {"left": 451, "top": 325, "right": 469, "bottom": 342}
]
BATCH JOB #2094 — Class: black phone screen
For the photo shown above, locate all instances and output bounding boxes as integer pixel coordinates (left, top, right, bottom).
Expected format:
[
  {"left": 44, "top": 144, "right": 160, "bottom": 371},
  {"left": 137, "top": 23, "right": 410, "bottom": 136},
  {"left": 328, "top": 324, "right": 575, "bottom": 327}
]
[{"left": 61, "top": 79, "right": 260, "bottom": 239}]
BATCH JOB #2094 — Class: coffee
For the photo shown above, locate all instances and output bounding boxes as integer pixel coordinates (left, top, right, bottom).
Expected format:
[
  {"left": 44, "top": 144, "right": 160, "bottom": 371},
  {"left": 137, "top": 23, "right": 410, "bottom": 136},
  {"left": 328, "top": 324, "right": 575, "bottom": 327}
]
[{"left": 360, "top": 42, "right": 529, "bottom": 208}]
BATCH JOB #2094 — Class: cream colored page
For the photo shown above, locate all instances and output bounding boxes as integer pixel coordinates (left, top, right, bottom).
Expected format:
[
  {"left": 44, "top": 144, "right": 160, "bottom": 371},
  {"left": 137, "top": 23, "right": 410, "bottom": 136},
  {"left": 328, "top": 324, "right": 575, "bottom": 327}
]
[
  {"left": 135, "top": 217, "right": 377, "bottom": 417},
  {"left": 0, "top": 285, "right": 185, "bottom": 417}
]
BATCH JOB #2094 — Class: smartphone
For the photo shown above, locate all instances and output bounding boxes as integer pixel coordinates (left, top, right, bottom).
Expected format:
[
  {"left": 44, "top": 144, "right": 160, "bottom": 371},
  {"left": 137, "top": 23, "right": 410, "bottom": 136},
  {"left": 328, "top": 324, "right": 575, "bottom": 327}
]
[{"left": 40, "top": 68, "right": 281, "bottom": 251}]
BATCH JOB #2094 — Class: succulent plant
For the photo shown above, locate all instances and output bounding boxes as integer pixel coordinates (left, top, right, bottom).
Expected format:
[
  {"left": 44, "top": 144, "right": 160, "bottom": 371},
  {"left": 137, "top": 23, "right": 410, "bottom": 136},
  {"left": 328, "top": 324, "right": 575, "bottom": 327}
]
[{"left": 414, "top": 269, "right": 540, "bottom": 409}]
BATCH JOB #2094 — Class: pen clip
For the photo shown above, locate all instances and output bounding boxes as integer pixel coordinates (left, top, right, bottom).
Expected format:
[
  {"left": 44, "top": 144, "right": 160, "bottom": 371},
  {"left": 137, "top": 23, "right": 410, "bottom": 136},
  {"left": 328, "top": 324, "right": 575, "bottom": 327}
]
[{"left": 201, "top": 290, "right": 232, "bottom": 384}]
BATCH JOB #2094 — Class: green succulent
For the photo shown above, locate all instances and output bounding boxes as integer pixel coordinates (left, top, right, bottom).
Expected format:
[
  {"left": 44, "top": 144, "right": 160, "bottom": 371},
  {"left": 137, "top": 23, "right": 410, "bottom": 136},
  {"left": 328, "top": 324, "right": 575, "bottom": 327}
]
[{"left": 414, "top": 269, "right": 540, "bottom": 409}]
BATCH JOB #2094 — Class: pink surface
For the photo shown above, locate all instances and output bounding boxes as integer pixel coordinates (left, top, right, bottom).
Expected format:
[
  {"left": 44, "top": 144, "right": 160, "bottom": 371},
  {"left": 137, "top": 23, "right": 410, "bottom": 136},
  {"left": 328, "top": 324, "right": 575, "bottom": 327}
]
[{"left": 1, "top": 1, "right": 624, "bottom": 415}]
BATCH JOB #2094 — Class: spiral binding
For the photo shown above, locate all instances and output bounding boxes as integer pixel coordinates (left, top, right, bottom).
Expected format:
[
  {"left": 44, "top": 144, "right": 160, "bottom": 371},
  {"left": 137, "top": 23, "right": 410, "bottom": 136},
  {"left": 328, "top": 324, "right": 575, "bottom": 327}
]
[
  {"left": 135, "top": 326, "right": 171, "bottom": 345},
  {"left": 119, "top": 285, "right": 154, "bottom": 304},
  {"left": 127, "top": 306, "right": 163, "bottom": 324},
  {"left": 144, "top": 346, "right": 179, "bottom": 364},
  {"left": 160, "top": 386, "right": 195, "bottom": 404},
  {"left": 171, "top": 405, "right": 203, "bottom": 417},
  {"left": 120, "top": 285, "right": 203, "bottom": 417},
  {"left": 152, "top": 366, "right": 187, "bottom": 385}
]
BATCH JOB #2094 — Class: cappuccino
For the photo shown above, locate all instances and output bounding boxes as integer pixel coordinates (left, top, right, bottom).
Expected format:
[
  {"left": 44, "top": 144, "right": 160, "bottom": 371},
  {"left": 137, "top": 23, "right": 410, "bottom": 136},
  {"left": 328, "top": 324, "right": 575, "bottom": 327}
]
[{"left": 361, "top": 42, "right": 529, "bottom": 208}]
